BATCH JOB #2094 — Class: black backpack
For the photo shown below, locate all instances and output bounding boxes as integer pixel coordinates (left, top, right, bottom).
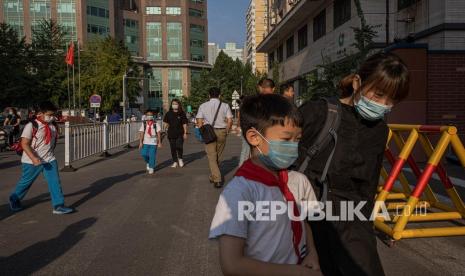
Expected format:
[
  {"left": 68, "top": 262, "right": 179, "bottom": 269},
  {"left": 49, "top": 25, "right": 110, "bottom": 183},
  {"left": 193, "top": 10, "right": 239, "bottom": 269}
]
[{"left": 297, "top": 97, "right": 342, "bottom": 201}]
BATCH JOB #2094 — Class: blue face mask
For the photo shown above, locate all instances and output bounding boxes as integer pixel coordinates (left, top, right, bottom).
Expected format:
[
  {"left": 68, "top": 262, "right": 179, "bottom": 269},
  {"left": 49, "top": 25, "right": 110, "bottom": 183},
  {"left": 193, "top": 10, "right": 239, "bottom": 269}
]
[
  {"left": 354, "top": 96, "right": 392, "bottom": 121},
  {"left": 255, "top": 131, "right": 299, "bottom": 170}
]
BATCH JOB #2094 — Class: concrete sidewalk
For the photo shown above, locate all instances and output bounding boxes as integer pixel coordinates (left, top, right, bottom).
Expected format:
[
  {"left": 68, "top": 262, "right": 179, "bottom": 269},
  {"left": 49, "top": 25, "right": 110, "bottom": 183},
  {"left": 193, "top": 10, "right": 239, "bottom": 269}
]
[{"left": 0, "top": 133, "right": 464, "bottom": 275}]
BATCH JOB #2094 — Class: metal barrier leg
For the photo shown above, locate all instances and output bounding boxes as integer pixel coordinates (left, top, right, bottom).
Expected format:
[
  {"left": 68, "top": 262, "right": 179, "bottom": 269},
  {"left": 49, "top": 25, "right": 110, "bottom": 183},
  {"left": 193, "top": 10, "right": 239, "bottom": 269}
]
[
  {"left": 61, "top": 122, "right": 76, "bottom": 172},
  {"left": 101, "top": 122, "right": 111, "bottom": 157}
]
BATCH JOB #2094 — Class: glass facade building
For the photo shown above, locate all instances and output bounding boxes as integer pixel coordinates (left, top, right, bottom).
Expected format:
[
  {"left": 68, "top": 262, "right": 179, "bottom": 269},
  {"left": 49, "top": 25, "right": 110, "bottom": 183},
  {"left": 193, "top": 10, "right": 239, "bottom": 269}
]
[
  {"left": 30, "top": 0, "right": 51, "bottom": 34},
  {"left": 167, "top": 22, "right": 182, "bottom": 60},
  {"left": 3, "top": 0, "right": 24, "bottom": 37},
  {"left": 57, "top": 0, "right": 77, "bottom": 41},
  {"left": 146, "top": 22, "right": 162, "bottom": 61}
]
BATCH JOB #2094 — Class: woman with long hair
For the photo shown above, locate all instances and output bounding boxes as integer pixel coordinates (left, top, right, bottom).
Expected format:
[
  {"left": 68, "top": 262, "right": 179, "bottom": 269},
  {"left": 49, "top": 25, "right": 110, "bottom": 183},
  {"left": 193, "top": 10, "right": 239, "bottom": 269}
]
[
  {"left": 163, "top": 99, "right": 188, "bottom": 168},
  {"left": 298, "top": 52, "right": 410, "bottom": 276}
]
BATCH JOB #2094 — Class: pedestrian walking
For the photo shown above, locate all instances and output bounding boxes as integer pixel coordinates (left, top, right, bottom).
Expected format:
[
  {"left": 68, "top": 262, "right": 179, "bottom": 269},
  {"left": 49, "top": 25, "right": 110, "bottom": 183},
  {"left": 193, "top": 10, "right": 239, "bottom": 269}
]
[
  {"left": 3, "top": 107, "right": 21, "bottom": 147},
  {"left": 297, "top": 52, "right": 410, "bottom": 276},
  {"left": 8, "top": 101, "right": 75, "bottom": 215},
  {"left": 280, "top": 83, "right": 295, "bottom": 102},
  {"left": 139, "top": 110, "right": 162, "bottom": 175},
  {"left": 209, "top": 94, "right": 321, "bottom": 275},
  {"left": 163, "top": 99, "right": 188, "bottom": 168},
  {"left": 196, "top": 87, "right": 233, "bottom": 188},
  {"left": 257, "top": 78, "right": 276, "bottom": 94}
]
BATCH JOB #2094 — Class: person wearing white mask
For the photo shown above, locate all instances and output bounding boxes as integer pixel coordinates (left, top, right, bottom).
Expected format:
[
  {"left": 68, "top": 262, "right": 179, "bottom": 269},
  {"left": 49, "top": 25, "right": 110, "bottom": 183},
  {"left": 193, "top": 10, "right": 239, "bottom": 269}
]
[
  {"left": 139, "top": 110, "right": 162, "bottom": 174},
  {"left": 8, "top": 101, "right": 74, "bottom": 215},
  {"left": 163, "top": 99, "right": 188, "bottom": 168}
]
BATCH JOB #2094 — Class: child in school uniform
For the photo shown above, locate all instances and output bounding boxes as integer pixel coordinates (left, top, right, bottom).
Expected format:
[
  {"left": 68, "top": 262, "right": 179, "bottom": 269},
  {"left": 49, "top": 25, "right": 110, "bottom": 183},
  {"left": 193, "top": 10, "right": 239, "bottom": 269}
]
[
  {"left": 209, "top": 94, "right": 322, "bottom": 275},
  {"left": 9, "top": 101, "right": 74, "bottom": 215},
  {"left": 139, "top": 110, "right": 162, "bottom": 174}
]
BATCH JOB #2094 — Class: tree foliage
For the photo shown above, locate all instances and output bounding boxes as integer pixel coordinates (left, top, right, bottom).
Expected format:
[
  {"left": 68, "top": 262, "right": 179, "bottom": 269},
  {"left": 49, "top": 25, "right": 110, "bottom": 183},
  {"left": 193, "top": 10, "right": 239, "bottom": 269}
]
[
  {"left": 184, "top": 51, "right": 262, "bottom": 111},
  {"left": 301, "top": 0, "right": 379, "bottom": 101},
  {"left": 80, "top": 37, "right": 141, "bottom": 113}
]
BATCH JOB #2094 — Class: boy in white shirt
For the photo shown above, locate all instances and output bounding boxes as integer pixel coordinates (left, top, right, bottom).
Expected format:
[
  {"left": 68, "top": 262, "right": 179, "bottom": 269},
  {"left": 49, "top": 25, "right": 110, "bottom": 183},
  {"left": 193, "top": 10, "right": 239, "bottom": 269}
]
[
  {"left": 209, "top": 94, "right": 321, "bottom": 275},
  {"left": 9, "top": 101, "right": 74, "bottom": 215},
  {"left": 139, "top": 110, "right": 162, "bottom": 174}
]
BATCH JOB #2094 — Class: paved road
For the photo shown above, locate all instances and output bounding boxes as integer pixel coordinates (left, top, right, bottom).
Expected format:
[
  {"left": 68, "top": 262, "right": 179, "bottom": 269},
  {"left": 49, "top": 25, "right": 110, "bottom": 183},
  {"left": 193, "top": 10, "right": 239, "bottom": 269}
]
[{"left": 0, "top": 133, "right": 465, "bottom": 275}]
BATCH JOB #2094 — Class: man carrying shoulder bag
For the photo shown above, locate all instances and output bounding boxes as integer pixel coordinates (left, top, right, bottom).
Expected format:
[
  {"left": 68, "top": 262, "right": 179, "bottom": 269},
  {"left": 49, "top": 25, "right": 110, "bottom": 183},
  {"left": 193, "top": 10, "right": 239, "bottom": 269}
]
[{"left": 196, "top": 87, "right": 233, "bottom": 188}]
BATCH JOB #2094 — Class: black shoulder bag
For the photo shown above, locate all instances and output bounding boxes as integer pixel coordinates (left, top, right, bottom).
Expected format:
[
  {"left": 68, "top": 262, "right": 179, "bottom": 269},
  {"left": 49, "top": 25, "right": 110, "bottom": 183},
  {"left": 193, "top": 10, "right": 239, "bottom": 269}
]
[{"left": 199, "top": 102, "right": 222, "bottom": 144}]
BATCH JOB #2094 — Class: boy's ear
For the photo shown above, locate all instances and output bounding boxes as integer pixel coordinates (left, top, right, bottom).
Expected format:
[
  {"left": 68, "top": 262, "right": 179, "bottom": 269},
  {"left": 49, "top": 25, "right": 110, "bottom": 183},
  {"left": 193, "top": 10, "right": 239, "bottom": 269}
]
[{"left": 245, "top": 129, "right": 261, "bottom": 147}]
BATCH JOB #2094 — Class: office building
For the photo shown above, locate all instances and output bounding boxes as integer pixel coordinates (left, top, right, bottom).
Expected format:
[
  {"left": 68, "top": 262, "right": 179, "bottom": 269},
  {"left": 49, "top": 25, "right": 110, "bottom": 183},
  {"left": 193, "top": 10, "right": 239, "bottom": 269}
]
[
  {"left": 246, "top": 0, "right": 268, "bottom": 73},
  {"left": 257, "top": 0, "right": 465, "bottom": 134}
]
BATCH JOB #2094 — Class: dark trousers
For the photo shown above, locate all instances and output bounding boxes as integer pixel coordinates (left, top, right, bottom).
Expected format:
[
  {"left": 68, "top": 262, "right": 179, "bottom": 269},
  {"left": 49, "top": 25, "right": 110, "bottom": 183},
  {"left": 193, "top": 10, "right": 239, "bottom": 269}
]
[
  {"left": 169, "top": 137, "right": 184, "bottom": 162},
  {"left": 310, "top": 218, "right": 385, "bottom": 276}
]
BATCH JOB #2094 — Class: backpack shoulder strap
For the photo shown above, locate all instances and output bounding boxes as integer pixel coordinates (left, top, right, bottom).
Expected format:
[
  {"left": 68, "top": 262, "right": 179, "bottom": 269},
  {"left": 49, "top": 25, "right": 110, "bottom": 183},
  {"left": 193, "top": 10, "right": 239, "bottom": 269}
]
[{"left": 298, "top": 97, "right": 342, "bottom": 174}]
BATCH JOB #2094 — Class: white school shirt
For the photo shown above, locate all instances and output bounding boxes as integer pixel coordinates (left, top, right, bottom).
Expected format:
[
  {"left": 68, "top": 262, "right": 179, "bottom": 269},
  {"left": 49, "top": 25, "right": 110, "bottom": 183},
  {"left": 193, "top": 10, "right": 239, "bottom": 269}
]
[
  {"left": 209, "top": 171, "right": 318, "bottom": 264},
  {"left": 21, "top": 121, "right": 57, "bottom": 164},
  {"left": 139, "top": 121, "right": 161, "bottom": 145},
  {"left": 196, "top": 98, "right": 233, "bottom": 129}
]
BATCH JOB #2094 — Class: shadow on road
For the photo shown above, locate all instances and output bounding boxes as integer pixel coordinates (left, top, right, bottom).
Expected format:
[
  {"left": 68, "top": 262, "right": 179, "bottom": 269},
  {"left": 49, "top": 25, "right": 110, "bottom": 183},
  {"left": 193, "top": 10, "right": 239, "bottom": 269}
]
[
  {"left": 69, "top": 171, "right": 145, "bottom": 208},
  {"left": 0, "top": 160, "right": 21, "bottom": 170},
  {"left": 0, "top": 217, "right": 97, "bottom": 275},
  {"left": 0, "top": 171, "right": 144, "bottom": 221},
  {"left": 221, "top": 156, "right": 239, "bottom": 177},
  {"left": 155, "top": 151, "right": 206, "bottom": 172}
]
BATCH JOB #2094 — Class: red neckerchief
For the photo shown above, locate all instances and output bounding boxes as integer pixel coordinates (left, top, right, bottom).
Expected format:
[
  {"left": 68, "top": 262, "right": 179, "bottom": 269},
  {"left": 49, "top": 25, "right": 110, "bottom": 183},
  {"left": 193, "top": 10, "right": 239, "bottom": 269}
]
[
  {"left": 35, "top": 118, "right": 52, "bottom": 145},
  {"left": 146, "top": 120, "right": 154, "bottom": 136},
  {"left": 235, "top": 159, "right": 303, "bottom": 264}
]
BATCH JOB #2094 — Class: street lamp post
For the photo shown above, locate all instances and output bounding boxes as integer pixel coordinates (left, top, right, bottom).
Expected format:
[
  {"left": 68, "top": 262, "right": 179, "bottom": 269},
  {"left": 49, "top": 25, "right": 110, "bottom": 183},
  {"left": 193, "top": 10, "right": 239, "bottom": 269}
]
[{"left": 240, "top": 76, "right": 243, "bottom": 96}]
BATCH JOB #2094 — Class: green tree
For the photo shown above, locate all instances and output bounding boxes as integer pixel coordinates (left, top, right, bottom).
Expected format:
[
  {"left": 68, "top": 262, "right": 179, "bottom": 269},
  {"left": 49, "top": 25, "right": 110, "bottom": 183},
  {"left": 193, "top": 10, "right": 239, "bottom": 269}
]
[
  {"left": 0, "top": 23, "right": 33, "bottom": 109},
  {"left": 30, "top": 19, "right": 69, "bottom": 108},
  {"left": 301, "top": 0, "right": 379, "bottom": 101},
  {"left": 80, "top": 37, "right": 140, "bottom": 113}
]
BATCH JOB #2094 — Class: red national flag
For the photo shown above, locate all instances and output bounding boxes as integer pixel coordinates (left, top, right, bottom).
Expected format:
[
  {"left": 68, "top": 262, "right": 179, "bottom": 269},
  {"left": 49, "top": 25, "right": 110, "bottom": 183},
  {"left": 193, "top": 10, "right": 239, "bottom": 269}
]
[{"left": 65, "top": 42, "right": 74, "bottom": 66}]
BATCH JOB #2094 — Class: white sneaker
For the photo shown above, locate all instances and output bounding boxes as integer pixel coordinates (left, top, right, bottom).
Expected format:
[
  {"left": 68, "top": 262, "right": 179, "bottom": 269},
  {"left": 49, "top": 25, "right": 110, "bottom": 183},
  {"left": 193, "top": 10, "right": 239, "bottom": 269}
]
[
  {"left": 178, "top": 159, "right": 184, "bottom": 168},
  {"left": 148, "top": 168, "right": 154, "bottom": 175},
  {"left": 171, "top": 162, "right": 178, "bottom": 168},
  {"left": 146, "top": 164, "right": 150, "bottom": 171}
]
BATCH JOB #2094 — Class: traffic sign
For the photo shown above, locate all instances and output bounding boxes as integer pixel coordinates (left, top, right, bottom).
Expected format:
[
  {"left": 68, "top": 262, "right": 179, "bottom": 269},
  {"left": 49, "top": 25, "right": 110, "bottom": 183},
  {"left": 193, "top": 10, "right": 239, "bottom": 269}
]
[
  {"left": 232, "top": 90, "right": 240, "bottom": 100},
  {"left": 90, "top": 94, "right": 101, "bottom": 108},
  {"left": 232, "top": 99, "right": 240, "bottom": 110}
]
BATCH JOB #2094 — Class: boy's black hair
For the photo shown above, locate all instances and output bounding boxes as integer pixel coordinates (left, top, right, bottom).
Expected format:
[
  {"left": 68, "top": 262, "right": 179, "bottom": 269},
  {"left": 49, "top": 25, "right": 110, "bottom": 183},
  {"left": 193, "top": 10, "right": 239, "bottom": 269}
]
[
  {"left": 240, "top": 94, "right": 302, "bottom": 139},
  {"left": 146, "top": 109, "right": 155, "bottom": 114},
  {"left": 279, "top": 83, "right": 294, "bottom": 95},
  {"left": 258, "top": 78, "right": 275, "bottom": 89},
  {"left": 209, "top": 87, "right": 221, "bottom": 98},
  {"left": 35, "top": 101, "right": 58, "bottom": 113}
]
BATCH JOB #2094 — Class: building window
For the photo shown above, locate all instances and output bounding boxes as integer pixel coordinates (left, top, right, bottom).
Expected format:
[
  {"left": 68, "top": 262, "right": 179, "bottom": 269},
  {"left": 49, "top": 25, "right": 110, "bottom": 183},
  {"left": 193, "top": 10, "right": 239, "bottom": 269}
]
[
  {"left": 268, "top": 52, "right": 275, "bottom": 69},
  {"left": 166, "top": 7, "right": 181, "bottom": 15},
  {"left": 334, "top": 0, "right": 351, "bottom": 28},
  {"left": 277, "top": 44, "right": 283, "bottom": 62},
  {"left": 146, "top": 6, "right": 161, "bottom": 15},
  {"left": 191, "top": 0, "right": 204, "bottom": 4},
  {"left": 298, "top": 25, "right": 308, "bottom": 51},
  {"left": 87, "top": 24, "right": 109, "bottom": 35},
  {"left": 168, "top": 69, "right": 183, "bottom": 99},
  {"left": 146, "top": 22, "right": 162, "bottom": 61},
  {"left": 86, "top": 5, "right": 109, "bottom": 18},
  {"left": 167, "top": 22, "right": 183, "bottom": 60},
  {"left": 147, "top": 68, "right": 163, "bottom": 111},
  {"left": 190, "top": 24, "right": 205, "bottom": 33},
  {"left": 3, "top": 0, "right": 24, "bottom": 37},
  {"left": 191, "top": 54, "right": 205, "bottom": 62},
  {"left": 398, "top": 0, "right": 416, "bottom": 10},
  {"left": 124, "top": 19, "right": 138, "bottom": 29},
  {"left": 189, "top": 8, "right": 203, "bottom": 17},
  {"left": 313, "top": 10, "right": 326, "bottom": 42},
  {"left": 57, "top": 0, "right": 77, "bottom": 42},
  {"left": 286, "top": 36, "right": 294, "bottom": 58},
  {"left": 30, "top": 0, "right": 52, "bottom": 33}
]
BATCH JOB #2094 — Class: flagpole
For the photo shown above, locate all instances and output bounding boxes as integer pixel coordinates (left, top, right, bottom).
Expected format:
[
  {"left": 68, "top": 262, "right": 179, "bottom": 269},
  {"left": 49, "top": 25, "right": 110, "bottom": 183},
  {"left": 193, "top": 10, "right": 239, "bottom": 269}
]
[
  {"left": 78, "top": 40, "right": 81, "bottom": 114},
  {"left": 72, "top": 57, "right": 76, "bottom": 112},
  {"left": 67, "top": 64, "right": 70, "bottom": 111}
]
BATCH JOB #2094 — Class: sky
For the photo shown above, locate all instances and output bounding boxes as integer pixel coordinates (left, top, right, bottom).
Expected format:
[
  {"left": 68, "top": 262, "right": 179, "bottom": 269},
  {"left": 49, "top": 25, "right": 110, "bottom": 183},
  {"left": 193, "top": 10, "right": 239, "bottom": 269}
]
[{"left": 208, "top": 0, "right": 249, "bottom": 48}]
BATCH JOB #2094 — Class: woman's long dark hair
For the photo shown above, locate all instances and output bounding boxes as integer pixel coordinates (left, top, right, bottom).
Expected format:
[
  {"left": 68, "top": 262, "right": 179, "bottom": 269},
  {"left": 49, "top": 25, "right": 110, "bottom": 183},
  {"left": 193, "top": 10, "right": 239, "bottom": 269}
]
[
  {"left": 339, "top": 52, "right": 410, "bottom": 103},
  {"left": 170, "top": 99, "right": 185, "bottom": 113}
]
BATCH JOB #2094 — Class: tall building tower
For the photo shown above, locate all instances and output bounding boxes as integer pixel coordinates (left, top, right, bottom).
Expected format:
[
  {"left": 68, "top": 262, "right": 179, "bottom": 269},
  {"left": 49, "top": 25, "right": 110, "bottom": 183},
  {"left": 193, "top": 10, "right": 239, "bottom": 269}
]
[
  {"left": 138, "top": 0, "right": 210, "bottom": 111},
  {"left": 246, "top": 0, "right": 268, "bottom": 73}
]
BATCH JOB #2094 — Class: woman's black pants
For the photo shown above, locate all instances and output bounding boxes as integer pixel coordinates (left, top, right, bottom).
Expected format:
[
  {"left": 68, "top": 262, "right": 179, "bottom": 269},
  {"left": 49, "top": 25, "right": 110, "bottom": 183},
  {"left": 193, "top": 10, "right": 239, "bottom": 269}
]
[{"left": 168, "top": 137, "right": 184, "bottom": 162}]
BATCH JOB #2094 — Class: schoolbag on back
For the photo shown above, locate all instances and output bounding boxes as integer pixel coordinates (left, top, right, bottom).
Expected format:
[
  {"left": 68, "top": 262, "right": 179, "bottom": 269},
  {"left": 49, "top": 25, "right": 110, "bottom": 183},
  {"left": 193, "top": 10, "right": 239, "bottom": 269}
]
[
  {"left": 11, "top": 120, "right": 58, "bottom": 156},
  {"left": 297, "top": 97, "right": 342, "bottom": 201}
]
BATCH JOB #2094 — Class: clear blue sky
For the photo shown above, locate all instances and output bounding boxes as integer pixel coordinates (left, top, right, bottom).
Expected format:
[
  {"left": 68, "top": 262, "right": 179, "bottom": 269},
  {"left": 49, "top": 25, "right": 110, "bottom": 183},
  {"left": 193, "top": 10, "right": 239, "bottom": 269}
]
[{"left": 208, "top": 0, "right": 249, "bottom": 48}]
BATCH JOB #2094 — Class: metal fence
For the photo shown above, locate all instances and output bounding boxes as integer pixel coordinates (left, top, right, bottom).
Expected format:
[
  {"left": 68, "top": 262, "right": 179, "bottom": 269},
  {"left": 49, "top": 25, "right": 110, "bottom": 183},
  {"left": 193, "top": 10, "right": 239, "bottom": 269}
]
[{"left": 63, "top": 121, "right": 142, "bottom": 170}]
